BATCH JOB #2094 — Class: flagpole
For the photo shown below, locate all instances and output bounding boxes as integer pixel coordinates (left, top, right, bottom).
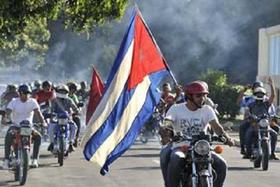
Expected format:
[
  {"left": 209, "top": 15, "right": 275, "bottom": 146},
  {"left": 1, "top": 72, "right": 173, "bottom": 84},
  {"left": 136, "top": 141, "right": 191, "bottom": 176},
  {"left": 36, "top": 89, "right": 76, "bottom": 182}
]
[{"left": 134, "top": 5, "right": 179, "bottom": 86}]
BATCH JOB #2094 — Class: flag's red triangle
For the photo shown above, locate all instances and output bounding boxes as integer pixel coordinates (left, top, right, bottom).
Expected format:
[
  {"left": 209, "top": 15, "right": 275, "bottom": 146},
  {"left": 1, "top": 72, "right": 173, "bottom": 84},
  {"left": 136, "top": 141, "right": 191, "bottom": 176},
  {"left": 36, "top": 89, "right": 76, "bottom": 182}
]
[
  {"left": 86, "top": 67, "right": 105, "bottom": 125},
  {"left": 127, "top": 13, "right": 167, "bottom": 90}
]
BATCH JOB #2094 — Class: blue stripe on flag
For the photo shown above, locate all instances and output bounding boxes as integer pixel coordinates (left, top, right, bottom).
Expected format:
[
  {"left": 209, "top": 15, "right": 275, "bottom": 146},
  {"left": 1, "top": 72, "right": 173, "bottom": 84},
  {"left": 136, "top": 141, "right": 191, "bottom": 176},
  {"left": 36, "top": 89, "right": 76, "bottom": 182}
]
[
  {"left": 104, "top": 12, "right": 136, "bottom": 90},
  {"left": 100, "top": 70, "right": 168, "bottom": 174},
  {"left": 83, "top": 85, "right": 136, "bottom": 160}
]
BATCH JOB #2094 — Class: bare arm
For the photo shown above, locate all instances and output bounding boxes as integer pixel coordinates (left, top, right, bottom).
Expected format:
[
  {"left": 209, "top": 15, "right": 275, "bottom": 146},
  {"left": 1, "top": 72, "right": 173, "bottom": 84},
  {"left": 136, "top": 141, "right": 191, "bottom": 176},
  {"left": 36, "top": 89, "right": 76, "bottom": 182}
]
[
  {"left": 268, "top": 77, "right": 275, "bottom": 105},
  {"left": 4, "top": 108, "right": 12, "bottom": 122},
  {"left": 209, "top": 119, "right": 234, "bottom": 146},
  {"left": 34, "top": 108, "right": 46, "bottom": 126},
  {"left": 236, "top": 86, "right": 249, "bottom": 106}
]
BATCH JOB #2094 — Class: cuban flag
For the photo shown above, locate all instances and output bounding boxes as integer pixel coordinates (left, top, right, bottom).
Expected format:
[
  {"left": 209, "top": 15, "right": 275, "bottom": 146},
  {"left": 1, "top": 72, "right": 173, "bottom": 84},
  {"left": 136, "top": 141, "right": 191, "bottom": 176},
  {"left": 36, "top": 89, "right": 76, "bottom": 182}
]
[{"left": 81, "top": 9, "right": 170, "bottom": 175}]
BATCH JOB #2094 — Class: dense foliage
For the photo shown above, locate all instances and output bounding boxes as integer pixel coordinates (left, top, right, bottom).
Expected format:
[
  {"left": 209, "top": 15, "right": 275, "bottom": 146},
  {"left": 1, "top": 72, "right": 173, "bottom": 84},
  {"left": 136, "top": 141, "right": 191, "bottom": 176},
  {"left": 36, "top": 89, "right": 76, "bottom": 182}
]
[
  {"left": 0, "top": 0, "right": 128, "bottom": 67},
  {"left": 199, "top": 69, "right": 241, "bottom": 119}
]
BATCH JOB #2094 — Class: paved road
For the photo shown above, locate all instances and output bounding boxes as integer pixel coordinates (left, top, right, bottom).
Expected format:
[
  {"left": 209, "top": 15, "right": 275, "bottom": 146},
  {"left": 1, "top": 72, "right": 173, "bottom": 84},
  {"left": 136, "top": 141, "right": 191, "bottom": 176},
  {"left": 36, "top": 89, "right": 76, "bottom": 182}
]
[{"left": 0, "top": 135, "right": 279, "bottom": 187}]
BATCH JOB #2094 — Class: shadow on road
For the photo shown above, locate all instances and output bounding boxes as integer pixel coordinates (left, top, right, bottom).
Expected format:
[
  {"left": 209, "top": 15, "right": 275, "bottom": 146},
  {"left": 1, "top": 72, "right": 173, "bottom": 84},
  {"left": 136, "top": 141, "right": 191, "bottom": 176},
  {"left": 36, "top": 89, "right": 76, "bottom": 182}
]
[
  {"left": 0, "top": 180, "right": 19, "bottom": 187},
  {"left": 39, "top": 163, "right": 60, "bottom": 168},
  {"left": 121, "top": 153, "right": 159, "bottom": 158},
  {"left": 228, "top": 166, "right": 254, "bottom": 171},
  {"left": 129, "top": 147, "right": 161, "bottom": 151},
  {"left": 39, "top": 154, "right": 54, "bottom": 159},
  {"left": 119, "top": 166, "right": 160, "bottom": 171}
]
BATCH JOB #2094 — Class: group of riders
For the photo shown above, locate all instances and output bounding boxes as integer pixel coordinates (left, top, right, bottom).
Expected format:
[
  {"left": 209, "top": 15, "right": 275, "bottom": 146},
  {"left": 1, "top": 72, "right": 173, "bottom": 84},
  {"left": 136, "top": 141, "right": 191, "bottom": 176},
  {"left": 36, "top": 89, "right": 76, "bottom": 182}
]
[
  {"left": 152, "top": 77, "right": 279, "bottom": 187},
  {"left": 0, "top": 76, "right": 278, "bottom": 187},
  {"left": 0, "top": 80, "right": 89, "bottom": 169}
]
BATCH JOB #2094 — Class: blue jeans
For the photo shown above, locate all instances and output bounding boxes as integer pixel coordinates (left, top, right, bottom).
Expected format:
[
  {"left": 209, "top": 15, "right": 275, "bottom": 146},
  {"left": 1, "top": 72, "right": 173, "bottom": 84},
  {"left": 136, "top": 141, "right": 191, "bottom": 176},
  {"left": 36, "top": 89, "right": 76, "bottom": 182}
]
[
  {"left": 245, "top": 126, "right": 277, "bottom": 156},
  {"left": 160, "top": 145, "right": 227, "bottom": 187},
  {"left": 239, "top": 121, "right": 250, "bottom": 148}
]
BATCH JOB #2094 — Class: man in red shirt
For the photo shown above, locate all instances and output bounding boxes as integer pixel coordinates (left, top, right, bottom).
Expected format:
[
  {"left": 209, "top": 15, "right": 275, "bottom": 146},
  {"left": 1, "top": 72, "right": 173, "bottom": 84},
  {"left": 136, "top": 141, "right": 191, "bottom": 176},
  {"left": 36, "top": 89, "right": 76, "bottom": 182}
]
[{"left": 33, "top": 81, "right": 55, "bottom": 104}]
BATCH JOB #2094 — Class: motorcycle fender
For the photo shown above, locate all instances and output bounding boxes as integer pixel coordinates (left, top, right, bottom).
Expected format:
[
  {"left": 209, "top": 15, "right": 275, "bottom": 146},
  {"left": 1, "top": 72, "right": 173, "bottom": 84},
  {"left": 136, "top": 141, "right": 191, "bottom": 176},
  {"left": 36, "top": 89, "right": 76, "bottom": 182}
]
[
  {"left": 199, "top": 169, "right": 211, "bottom": 177},
  {"left": 174, "top": 150, "right": 186, "bottom": 158}
]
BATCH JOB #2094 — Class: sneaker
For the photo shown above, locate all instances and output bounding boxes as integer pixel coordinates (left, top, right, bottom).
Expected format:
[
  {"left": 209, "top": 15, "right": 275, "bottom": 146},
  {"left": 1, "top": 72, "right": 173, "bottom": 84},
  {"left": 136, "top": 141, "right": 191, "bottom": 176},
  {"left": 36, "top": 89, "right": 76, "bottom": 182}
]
[
  {"left": 240, "top": 148, "right": 246, "bottom": 155},
  {"left": 73, "top": 138, "right": 78, "bottom": 147},
  {"left": 30, "top": 159, "right": 39, "bottom": 168},
  {"left": 2, "top": 159, "right": 9, "bottom": 170},
  {"left": 48, "top": 143, "right": 54, "bottom": 152},
  {"left": 242, "top": 154, "right": 251, "bottom": 159},
  {"left": 270, "top": 153, "right": 280, "bottom": 160},
  {"left": 68, "top": 143, "right": 75, "bottom": 152}
]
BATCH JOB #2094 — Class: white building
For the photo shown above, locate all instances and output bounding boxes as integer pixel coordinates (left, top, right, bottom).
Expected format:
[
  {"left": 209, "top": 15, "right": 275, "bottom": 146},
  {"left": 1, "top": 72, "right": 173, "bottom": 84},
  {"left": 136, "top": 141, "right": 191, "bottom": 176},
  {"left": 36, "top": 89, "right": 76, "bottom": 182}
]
[{"left": 258, "top": 25, "right": 280, "bottom": 106}]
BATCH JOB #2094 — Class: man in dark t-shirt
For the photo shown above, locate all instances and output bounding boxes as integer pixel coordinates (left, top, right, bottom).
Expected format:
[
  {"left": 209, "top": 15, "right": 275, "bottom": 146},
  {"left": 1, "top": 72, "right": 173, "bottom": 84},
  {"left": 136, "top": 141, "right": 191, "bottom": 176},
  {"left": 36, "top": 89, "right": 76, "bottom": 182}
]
[{"left": 245, "top": 82, "right": 278, "bottom": 160}]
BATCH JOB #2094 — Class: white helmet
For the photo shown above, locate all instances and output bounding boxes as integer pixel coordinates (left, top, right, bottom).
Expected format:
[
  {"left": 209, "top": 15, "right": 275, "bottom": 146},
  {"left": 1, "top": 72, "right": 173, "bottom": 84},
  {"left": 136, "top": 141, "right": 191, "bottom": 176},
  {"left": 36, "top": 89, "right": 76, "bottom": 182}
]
[
  {"left": 253, "top": 87, "right": 266, "bottom": 95},
  {"left": 253, "top": 87, "right": 266, "bottom": 101}
]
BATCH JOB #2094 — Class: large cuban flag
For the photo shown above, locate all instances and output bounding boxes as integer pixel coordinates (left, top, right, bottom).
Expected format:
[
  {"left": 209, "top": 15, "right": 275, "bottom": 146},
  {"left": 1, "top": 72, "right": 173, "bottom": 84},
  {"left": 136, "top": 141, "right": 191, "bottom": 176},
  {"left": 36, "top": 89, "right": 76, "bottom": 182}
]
[{"left": 81, "top": 9, "right": 170, "bottom": 175}]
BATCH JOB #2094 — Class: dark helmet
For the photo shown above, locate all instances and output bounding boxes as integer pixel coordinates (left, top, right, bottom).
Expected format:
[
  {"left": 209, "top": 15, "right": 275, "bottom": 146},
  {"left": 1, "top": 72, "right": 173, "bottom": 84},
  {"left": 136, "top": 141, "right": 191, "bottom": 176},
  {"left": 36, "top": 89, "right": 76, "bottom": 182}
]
[
  {"left": 42, "top": 81, "right": 52, "bottom": 88},
  {"left": 19, "top": 120, "right": 31, "bottom": 126},
  {"left": 18, "top": 84, "right": 32, "bottom": 94},
  {"left": 68, "top": 82, "right": 78, "bottom": 91},
  {"left": 33, "top": 80, "right": 41, "bottom": 87},
  {"left": 7, "top": 84, "right": 17, "bottom": 92},
  {"left": 80, "top": 81, "right": 87, "bottom": 88},
  {"left": 185, "top": 81, "right": 209, "bottom": 95},
  {"left": 162, "top": 83, "right": 172, "bottom": 92},
  {"left": 252, "top": 81, "right": 263, "bottom": 89}
]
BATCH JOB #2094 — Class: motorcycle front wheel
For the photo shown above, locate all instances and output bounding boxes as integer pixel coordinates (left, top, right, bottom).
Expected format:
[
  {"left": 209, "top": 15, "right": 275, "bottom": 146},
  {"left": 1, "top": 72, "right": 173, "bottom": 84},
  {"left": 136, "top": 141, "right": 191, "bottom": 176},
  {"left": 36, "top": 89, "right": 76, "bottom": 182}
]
[
  {"left": 261, "top": 140, "right": 269, "bottom": 171},
  {"left": 15, "top": 148, "right": 29, "bottom": 185},
  {"left": 199, "top": 176, "right": 211, "bottom": 187},
  {"left": 58, "top": 137, "right": 64, "bottom": 166}
]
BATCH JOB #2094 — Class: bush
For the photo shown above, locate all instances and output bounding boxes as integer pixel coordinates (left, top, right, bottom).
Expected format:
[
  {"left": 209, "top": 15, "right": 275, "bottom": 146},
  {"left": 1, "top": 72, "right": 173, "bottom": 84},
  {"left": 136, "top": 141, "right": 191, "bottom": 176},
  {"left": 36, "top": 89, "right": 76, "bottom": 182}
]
[{"left": 199, "top": 69, "right": 241, "bottom": 119}]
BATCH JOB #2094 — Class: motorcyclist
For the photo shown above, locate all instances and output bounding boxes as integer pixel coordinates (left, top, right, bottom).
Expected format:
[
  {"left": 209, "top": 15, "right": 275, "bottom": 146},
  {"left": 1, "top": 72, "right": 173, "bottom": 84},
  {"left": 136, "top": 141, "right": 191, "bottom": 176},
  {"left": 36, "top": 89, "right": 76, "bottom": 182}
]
[
  {"left": 31, "top": 80, "right": 42, "bottom": 96},
  {"left": 0, "top": 84, "right": 19, "bottom": 109},
  {"left": 244, "top": 78, "right": 279, "bottom": 160},
  {"left": 0, "top": 84, "right": 19, "bottom": 120},
  {"left": 158, "top": 83, "right": 176, "bottom": 115},
  {"left": 160, "top": 81, "right": 234, "bottom": 187},
  {"left": 33, "top": 81, "right": 55, "bottom": 104},
  {"left": 67, "top": 82, "right": 82, "bottom": 147},
  {"left": 236, "top": 80, "right": 276, "bottom": 156},
  {"left": 48, "top": 84, "right": 79, "bottom": 152},
  {"left": 2, "top": 84, "right": 46, "bottom": 169},
  {"left": 33, "top": 81, "right": 56, "bottom": 122},
  {"left": 76, "top": 81, "right": 89, "bottom": 103}
]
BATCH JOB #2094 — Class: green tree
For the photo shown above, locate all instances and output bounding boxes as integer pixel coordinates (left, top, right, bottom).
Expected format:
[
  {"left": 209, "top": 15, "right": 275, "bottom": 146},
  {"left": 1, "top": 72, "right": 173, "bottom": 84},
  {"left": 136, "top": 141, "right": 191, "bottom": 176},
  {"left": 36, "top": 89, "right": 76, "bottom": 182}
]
[
  {"left": 199, "top": 69, "right": 240, "bottom": 119},
  {"left": 0, "top": 0, "right": 128, "bottom": 67}
]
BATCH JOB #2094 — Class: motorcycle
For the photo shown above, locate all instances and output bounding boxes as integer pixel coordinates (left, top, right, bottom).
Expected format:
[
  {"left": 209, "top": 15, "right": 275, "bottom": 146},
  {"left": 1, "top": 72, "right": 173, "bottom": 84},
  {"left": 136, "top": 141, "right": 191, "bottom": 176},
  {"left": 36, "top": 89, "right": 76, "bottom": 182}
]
[
  {"left": 9, "top": 120, "right": 32, "bottom": 185},
  {"left": 51, "top": 111, "right": 71, "bottom": 166},
  {"left": 139, "top": 110, "right": 162, "bottom": 144},
  {"left": 249, "top": 114, "right": 277, "bottom": 170},
  {"left": 172, "top": 131, "right": 225, "bottom": 187}
]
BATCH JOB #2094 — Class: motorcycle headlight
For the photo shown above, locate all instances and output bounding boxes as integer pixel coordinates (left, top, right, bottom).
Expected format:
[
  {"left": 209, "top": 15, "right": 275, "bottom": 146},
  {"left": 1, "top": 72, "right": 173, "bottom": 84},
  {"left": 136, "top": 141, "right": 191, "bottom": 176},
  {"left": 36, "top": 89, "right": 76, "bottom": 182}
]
[
  {"left": 58, "top": 118, "right": 68, "bottom": 125},
  {"left": 259, "top": 119, "right": 269, "bottom": 128},
  {"left": 194, "top": 140, "right": 210, "bottom": 155}
]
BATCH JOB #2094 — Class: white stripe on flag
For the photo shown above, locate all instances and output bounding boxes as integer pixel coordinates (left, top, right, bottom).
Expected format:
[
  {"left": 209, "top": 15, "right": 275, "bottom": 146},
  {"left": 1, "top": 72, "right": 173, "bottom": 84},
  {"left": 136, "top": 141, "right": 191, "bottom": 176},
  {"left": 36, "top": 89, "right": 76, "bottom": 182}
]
[
  {"left": 81, "top": 40, "right": 134, "bottom": 147},
  {"left": 90, "top": 76, "right": 152, "bottom": 167}
]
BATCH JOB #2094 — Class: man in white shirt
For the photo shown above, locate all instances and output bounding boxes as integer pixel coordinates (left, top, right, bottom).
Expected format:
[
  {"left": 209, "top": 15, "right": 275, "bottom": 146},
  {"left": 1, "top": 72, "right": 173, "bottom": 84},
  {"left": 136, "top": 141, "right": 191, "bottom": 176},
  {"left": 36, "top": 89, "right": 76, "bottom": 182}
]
[
  {"left": 2, "top": 84, "right": 46, "bottom": 169},
  {"left": 160, "top": 81, "right": 234, "bottom": 187}
]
